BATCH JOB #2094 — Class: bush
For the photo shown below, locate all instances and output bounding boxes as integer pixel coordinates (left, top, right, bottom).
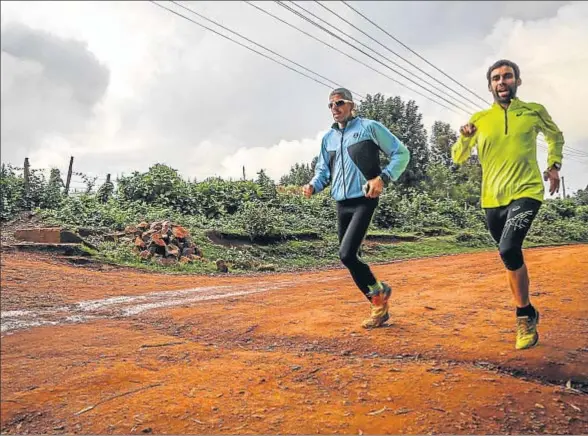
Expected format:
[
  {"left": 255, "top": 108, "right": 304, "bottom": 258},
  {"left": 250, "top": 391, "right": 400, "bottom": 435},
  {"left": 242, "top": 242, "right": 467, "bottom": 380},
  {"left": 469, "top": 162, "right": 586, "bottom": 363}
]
[
  {"left": 190, "top": 178, "right": 261, "bottom": 218},
  {"left": 373, "top": 190, "right": 402, "bottom": 228},
  {"left": 576, "top": 205, "right": 588, "bottom": 223},
  {"left": 40, "top": 196, "right": 137, "bottom": 230},
  {"left": 547, "top": 198, "right": 576, "bottom": 219},
  {"left": 117, "top": 165, "right": 262, "bottom": 218},
  {"left": 117, "top": 164, "right": 192, "bottom": 212},
  {"left": 1, "top": 164, "right": 64, "bottom": 220},
  {"left": 0, "top": 164, "right": 25, "bottom": 220},
  {"left": 529, "top": 217, "right": 588, "bottom": 243},
  {"left": 454, "top": 231, "right": 494, "bottom": 247},
  {"left": 5, "top": 162, "right": 587, "bottom": 254},
  {"left": 373, "top": 190, "right": 485, "bottom": 233},
  {"left": 232, "top": 201, "right": 286, "bottom": 241},
  {"left": 273, "top": 189, "right": 335, "bottom": 235}
]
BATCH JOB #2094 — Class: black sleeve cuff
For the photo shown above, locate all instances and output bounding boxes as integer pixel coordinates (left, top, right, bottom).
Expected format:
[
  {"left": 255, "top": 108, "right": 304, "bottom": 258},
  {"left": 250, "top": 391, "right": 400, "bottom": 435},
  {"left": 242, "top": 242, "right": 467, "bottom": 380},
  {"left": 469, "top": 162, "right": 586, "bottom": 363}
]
[{"left": 379, "top": 172, "right": 391, "bottom": 186}]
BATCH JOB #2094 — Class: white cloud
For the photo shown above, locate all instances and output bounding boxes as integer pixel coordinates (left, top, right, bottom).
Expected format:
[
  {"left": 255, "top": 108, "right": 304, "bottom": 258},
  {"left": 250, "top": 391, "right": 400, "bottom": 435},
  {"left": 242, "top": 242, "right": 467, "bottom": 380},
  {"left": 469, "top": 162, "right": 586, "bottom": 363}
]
[{"left": 219, "top": 130, "right": 327, "bottom": 181}]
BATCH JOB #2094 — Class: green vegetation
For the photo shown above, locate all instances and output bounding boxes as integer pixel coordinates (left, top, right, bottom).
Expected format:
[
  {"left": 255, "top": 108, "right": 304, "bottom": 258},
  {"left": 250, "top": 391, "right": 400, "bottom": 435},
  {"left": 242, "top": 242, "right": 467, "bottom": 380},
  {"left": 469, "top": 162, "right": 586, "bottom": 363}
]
[{"left": 2, "top": 93, "right": 586, "bottom": 273}]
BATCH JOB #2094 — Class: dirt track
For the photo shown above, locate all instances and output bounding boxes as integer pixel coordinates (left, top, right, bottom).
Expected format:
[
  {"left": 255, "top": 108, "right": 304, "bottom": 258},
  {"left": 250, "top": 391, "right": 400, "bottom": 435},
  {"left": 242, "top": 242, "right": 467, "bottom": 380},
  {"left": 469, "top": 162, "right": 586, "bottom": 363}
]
[{"left": 1, "top": 245, "right": 587, "bottom": 434}]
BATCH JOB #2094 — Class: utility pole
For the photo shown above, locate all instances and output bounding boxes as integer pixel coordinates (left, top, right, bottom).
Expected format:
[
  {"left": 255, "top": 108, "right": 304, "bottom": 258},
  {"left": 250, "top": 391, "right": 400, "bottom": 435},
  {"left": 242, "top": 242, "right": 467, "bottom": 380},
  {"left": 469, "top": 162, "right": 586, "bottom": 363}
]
[{"left": 561, "top": 176, "right": 566, "bottom": 199}]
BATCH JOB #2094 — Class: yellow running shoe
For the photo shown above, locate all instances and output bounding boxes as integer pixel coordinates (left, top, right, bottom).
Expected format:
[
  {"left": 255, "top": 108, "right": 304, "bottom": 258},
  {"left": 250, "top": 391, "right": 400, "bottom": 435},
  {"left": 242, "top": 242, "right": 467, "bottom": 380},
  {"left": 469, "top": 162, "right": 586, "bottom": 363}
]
[
  {"left": 362, "top": 282, "right": 392, "bottom": 329},
  {"left": 361, "top": 303, "right": 390, "bottom": 329},
  {"left": 515, "top": 310, "right": 540, "bottom": 350}
]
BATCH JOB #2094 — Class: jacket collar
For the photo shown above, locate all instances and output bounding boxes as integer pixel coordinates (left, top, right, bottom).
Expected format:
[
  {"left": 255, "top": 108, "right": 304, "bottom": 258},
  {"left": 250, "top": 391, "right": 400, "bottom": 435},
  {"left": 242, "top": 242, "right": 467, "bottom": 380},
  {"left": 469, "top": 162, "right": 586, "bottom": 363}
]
[
  {"left": 492, "top": 97, "right": 523, "bottom": 111},
  {"left": 331, "top": 116, "right": 358, "bottom": 131}
]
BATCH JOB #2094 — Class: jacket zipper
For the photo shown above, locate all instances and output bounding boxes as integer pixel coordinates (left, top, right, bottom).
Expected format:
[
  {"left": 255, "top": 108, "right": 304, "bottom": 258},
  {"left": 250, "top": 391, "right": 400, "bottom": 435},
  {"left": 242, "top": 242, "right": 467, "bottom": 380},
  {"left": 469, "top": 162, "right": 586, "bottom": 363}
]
[
  {"left": 340, "top": 127, "right": 347, "bottom": 199},
  {"left": 504, "top": 107, "right": 508, "bottom": 135}
]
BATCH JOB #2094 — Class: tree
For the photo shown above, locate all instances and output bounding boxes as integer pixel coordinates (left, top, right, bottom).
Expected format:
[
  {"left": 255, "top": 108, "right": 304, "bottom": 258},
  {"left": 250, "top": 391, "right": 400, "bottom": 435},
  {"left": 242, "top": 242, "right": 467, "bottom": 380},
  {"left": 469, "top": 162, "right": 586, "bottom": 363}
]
[
  {"left": 448, "top": 154, "right": 482, "bottom": 206},
  {"left": 47, "top": 168, "right": 65, "bottom": 190},
  {"left": 575, "top": 185, "right": 588, "bottom": 205},
  {"left": 43, "top": 168, "right": 65, "bottom": 208},
  {"left": 423, "top": 162, "right": 456, "bottom": 200},
  {"left": 279, "top": 156, "right": 318, "bottom": 186},
  {"left": 256, "top": 169, "right": 277, "bottom": 200},
  {"left": 430, "top": 121, "right": 458, "bottom": 167},
  {"left": 310, "top": 155, "right": 318, "bottom": 174},
  {"left": 357, "top": 94, "right": 430, "bottom": 190},
  {"left": 96, "top": 179, "right": 115, "bottom": 204}
]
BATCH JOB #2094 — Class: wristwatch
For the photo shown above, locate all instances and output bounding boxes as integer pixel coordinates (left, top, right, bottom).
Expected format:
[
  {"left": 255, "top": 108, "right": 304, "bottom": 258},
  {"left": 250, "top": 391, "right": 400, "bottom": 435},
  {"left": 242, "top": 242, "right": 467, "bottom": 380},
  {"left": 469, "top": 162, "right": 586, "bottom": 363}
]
[
  {"left": 551, "top": 162, "right": 562, "bottom": 171},
  {"left": 379, "top": 172, "right": 391, "bottom": 187}
]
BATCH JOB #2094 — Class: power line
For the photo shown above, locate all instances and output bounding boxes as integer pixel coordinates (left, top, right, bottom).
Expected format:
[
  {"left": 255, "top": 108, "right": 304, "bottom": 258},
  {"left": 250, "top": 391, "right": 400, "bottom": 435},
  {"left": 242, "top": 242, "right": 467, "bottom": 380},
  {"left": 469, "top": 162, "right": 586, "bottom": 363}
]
[
  {"left": 169, "top": 0, "right": 358, "bottom": 96},
  {"left": 341, "top": 0, "right": 490, "bottom": 106},
  {"left": 289, "top": 1, "right": 480, "bottom": 113},
  {"left": 567, "top": 148, "right": 588, "bottom": 157},
  {"left": 557, "top": 147, "right": 588, "bottom": 158},
  {"left": 535, "top": 144, "right": 588, "bottom": 165},
  {"left": 311, "top": 1, "right": 485, "bottom": 112},
  {"left": 536, "top": 135, "right": 588, "bottom": 158},
  {"left": 149, "top": 1, "right": 363, "bottom": 99},
  {"left": 275, "top": 0, "right": 473, "bottom": 114},
  {"left": 560, "top": 144, "right": 588, "bottom": 158},
  {"left": 244, "top": 1, "right": 460, "bottom": 114}
]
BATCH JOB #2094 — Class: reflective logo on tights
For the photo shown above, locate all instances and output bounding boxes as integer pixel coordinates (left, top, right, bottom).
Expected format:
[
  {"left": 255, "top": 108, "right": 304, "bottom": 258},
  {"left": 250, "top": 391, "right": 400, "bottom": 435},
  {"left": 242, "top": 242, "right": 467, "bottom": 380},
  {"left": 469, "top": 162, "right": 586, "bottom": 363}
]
[{"left": 504, "top": 210, "right": 534, "bottom": 235}]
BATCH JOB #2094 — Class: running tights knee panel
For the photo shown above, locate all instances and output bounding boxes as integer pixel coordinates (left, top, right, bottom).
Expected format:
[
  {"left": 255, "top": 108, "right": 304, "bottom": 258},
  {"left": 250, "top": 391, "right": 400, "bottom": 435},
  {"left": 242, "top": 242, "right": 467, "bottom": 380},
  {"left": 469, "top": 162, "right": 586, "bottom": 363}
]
[{"left": 485, "top": 198, "right": 541, "bottom": 271}]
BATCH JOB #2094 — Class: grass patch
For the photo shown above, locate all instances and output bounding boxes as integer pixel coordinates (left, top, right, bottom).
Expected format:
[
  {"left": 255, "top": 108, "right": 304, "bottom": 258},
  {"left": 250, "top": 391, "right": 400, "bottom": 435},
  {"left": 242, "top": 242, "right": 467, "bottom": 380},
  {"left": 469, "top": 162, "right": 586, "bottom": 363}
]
[
  {"left": 86, "top": 223, "right": 586, "bottom": 275},
  {"left": 91, "top": 232, "right": 501, "bottom": 275},
  {"left": 362, "top": 236, "right": 492, "bottom": 263}
]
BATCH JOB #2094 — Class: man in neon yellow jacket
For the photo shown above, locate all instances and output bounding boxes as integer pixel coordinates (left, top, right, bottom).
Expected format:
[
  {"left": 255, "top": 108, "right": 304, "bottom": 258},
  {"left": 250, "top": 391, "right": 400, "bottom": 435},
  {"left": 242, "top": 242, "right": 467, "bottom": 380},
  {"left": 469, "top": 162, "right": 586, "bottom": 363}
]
[{"left": 451, "top": 59, "right": 564, "bottom": 350}]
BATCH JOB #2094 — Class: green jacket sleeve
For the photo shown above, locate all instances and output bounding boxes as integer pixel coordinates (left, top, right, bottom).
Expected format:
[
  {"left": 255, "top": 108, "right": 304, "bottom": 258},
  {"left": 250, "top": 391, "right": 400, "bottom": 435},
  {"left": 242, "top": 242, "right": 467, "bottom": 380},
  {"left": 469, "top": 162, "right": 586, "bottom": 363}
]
[
  {"left": 451, "top": 117, "right": 478, "bottom": 165},
  {"left": 535, "top": 104, "right": 564, "bottom": 169}
]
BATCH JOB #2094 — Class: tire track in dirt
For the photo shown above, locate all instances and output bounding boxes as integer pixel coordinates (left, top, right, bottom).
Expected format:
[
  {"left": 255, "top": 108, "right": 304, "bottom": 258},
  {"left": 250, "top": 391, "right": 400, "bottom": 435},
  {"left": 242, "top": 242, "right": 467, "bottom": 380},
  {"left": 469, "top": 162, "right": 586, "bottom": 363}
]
[{"left": 0, "top": 277, "right": 337, "bottom": 333}]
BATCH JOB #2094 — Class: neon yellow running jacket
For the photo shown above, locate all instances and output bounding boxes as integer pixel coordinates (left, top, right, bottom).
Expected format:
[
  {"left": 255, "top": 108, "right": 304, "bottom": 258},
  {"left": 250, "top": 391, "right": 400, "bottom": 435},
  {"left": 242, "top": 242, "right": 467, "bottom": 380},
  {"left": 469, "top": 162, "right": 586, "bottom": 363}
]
[{"left": 451, "top": 97, "right": 564, "bottom": 208}]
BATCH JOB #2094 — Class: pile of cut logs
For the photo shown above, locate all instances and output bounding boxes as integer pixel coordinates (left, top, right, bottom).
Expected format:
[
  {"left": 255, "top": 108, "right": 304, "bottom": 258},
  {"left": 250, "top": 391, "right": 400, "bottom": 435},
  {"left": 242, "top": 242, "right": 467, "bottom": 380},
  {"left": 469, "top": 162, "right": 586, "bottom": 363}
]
[{"left": 123, "top": 221, "right": 203, "bottom": 266}]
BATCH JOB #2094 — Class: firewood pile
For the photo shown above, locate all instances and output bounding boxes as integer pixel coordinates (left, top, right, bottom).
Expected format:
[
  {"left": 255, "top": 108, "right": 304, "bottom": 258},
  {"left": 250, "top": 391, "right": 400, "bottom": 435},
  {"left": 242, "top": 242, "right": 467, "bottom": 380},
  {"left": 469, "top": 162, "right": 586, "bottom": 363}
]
[{"left": 122, "top": 220, "right": 203, "bottom": 266}]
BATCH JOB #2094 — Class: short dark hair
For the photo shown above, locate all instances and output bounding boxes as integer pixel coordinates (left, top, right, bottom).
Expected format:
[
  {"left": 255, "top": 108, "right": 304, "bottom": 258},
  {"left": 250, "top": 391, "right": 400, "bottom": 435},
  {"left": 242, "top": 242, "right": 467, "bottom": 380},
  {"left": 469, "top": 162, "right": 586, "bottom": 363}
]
[
  {"left": 329, "top": 87, "right": 353, "bottom": 101},
  {"left": 486, "top": 59, "right": 520, "bottom": 84}
]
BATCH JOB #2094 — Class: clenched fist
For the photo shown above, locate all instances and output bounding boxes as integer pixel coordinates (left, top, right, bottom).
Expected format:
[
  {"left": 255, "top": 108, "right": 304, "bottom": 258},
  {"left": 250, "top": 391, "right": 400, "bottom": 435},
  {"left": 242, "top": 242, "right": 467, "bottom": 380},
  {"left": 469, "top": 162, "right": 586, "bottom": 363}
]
[{"left": 459, "top": 123, "right": 477, "bottom": 137}]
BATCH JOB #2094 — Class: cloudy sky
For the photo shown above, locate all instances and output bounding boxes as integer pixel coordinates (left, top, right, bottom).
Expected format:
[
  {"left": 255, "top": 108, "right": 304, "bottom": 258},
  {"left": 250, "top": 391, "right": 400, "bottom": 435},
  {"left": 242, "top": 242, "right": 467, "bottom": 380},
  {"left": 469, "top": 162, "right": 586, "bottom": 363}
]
[{"left": 2, "top": 1, "right": 587, "bottom": 194}]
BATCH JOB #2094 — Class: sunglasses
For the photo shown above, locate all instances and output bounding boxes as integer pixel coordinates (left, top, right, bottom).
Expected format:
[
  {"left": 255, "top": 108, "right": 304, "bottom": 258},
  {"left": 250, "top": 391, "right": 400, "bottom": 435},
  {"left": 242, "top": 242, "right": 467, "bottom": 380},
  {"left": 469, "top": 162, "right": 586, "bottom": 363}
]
[{"left": 328, "top": 99, "right": 353, "bottom": 109}]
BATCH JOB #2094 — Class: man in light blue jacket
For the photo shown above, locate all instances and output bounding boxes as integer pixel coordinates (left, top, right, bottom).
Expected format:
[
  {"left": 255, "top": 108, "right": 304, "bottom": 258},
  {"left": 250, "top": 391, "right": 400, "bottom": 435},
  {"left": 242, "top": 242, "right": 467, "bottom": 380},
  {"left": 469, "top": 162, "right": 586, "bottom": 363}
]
[{"left": 303, "top": 88, "right": 410, "bottom": 328}]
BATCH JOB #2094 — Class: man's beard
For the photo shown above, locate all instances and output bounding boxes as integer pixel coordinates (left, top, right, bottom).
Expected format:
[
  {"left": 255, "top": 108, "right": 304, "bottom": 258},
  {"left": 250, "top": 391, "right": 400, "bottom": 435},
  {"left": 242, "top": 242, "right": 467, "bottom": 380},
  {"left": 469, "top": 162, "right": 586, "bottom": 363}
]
[{"left": 493, "top": 85, "right": 517, "bottom": 104}]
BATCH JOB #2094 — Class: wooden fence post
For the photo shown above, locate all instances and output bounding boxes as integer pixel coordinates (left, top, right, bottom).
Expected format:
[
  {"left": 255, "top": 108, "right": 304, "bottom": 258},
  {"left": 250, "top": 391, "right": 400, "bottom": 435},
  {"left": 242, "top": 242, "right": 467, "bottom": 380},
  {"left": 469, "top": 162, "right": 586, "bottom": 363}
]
[
  {"left": 23, "top": 157, "right": 31, "bottom": 209},
  {"left": 64, "top": 156, "right": 74, "bottom": 195}
]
